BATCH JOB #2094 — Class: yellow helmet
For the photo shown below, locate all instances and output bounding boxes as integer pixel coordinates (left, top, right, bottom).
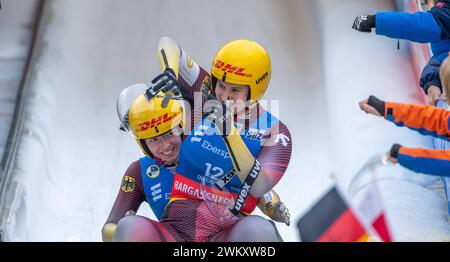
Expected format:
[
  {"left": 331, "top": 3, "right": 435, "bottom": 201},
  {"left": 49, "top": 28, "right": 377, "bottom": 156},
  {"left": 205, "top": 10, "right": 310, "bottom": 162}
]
[
  {"left": 128, "top": 92, "right": 184, "bottom": 158},
  {"left": 211, "top": 39, "right": 271, "bottom": 101}
]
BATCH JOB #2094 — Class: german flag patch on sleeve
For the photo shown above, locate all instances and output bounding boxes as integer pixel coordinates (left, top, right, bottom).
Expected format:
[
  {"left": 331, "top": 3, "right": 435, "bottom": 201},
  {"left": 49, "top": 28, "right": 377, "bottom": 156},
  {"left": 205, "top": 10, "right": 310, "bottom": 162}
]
[{"left": 121, "top": 175, "right": 135, "bottom": 192}]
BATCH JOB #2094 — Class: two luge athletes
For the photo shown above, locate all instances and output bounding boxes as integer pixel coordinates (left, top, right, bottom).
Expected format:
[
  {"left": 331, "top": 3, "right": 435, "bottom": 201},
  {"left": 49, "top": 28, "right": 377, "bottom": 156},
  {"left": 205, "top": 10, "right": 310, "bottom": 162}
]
[{"left": 102, "top": 37, "right": 293, "bottom": 242}]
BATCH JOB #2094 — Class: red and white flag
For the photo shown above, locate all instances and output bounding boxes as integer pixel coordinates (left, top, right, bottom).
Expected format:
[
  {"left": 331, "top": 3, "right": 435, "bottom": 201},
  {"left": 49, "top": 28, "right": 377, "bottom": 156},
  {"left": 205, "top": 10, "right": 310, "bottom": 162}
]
[{"left": 350, "top": 179, "right": 393, "bottom": 242}]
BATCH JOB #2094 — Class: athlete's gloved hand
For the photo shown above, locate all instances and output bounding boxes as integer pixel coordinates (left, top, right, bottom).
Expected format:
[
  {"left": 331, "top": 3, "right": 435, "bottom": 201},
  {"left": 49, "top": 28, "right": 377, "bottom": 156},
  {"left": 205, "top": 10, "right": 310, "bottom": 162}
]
[
  {"left": 203, "top": 95, "right": 234, "bottom": 136},
  {"left": 258, "top": 190, "right": 290, "bottom": 226},
  {"left": 267, "top": 202, "right": 291, "bottom": 226},
  {"left": 146, "top": 68, "right": 181, "bottom": 99},
  {"left": 352, "top": 15, "right": 376, "bottom": 33},
  {"left": 101, "top": 210, "right": 136, "bottom": 242}
]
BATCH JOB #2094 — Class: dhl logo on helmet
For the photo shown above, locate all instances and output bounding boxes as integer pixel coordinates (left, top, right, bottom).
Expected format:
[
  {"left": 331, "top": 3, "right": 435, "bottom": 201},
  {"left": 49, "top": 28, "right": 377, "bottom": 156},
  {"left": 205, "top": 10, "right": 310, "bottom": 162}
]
[
  {"left": 214, "top": 60, "right": 253, "bottom": 78},
  {"left": 150, "top": 113, "right": 177, "bottom": 128},
  {"left": 136, "top": 112, "right": 178, "bottom": 133}
]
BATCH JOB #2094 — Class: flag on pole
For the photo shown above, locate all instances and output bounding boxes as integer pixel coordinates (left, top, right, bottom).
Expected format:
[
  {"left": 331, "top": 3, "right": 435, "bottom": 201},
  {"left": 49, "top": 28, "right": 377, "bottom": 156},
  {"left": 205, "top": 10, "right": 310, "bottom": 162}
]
[
  {"left": 297, "top": 186, "right": 372, "bottom": 242},
  {"left": 351, "top": 179, "right": 392, "bottom": 242}
]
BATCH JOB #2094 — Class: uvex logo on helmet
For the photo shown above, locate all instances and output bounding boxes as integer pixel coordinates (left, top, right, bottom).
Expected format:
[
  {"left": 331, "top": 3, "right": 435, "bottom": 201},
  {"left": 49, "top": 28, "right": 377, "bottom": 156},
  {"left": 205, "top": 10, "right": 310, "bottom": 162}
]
[
  {"left": 136, "top": 113, "right": 178, "bottom": 132},
  {"left": 214, "top": 60, "right": 253, "bottom": 78},
  {"left": 256, "top": 72, "right": 269, "bottom": 85}
]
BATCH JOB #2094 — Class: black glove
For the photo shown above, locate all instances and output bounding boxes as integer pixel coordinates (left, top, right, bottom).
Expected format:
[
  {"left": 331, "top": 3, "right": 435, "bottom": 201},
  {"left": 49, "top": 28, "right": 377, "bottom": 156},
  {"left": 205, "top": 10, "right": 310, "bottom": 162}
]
[
  {"left": 203, "top": 95, "right": 233, "bottom": 136},
  {"left": 367, "top": 95, "right": 385, "bottom": 116},
  {"left": 389, "top": 143, "right": 402, "bottom": 159},
  {"left": 352, "top": 15, "right": 376, "bottom": 33},
  {"left": 146, "top": 68, "right": 180, "bottom": 99}
]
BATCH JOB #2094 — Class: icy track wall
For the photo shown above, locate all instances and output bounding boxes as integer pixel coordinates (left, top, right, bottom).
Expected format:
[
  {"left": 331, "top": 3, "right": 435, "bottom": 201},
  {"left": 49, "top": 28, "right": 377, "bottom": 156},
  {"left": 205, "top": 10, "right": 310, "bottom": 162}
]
[{"left": 3, "top": 0, "right": 450, "bottom": 241}]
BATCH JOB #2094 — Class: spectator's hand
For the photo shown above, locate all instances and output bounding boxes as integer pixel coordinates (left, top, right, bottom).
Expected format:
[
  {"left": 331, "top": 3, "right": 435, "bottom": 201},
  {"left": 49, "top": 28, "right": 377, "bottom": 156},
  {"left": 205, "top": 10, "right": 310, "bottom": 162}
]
[
  {"left": 386, "top": 151, "right": 398, "bottom": 164},
  {"left": 427, "top": 85, "right": 442, "bottom": 105},
  {"left": 352, "top": 15, "right": 376, "bottom": 33},
  {"left": 359, "top": 99, "right": 382, "bottom": 117},
  {"left": 387, "top": 144, "right": 402, "bottom": 164}
]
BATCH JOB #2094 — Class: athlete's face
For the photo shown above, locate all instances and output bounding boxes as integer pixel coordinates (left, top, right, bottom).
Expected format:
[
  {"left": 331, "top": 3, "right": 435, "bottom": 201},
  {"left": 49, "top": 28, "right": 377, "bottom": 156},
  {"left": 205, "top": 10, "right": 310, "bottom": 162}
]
[
  {"left": 214, "top": 80, "right": 249, "bottom": 105},
  {"left": 145, "top": 128, "right": 182, "bottom": 165}
]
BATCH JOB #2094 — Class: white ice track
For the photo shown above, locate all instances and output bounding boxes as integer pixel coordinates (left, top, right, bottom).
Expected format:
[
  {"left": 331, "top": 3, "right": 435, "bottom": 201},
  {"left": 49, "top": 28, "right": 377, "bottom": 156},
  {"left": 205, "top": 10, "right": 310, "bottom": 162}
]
[{"left": 3, "top": 0, "right": 450, "bottom": 241}]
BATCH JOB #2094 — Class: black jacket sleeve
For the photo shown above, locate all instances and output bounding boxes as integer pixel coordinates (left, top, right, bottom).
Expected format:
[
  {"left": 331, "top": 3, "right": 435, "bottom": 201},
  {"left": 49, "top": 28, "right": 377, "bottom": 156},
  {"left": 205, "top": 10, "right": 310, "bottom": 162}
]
[
  {"left": 430, "top": 2, "right": 450, "bottom": 39},
  {"left": 419, "top": 56, "right": 442, "bottom": 94}
]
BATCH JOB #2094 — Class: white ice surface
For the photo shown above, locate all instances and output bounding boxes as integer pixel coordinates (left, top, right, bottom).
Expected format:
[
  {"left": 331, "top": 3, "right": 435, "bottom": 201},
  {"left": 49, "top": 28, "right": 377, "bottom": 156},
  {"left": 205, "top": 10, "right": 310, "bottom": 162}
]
[
  {"left": 3, "top": 0, "right": 450, "bottom": 241},
  {"left": 0, "top": 0, "right": 40, "bottom": 160}
]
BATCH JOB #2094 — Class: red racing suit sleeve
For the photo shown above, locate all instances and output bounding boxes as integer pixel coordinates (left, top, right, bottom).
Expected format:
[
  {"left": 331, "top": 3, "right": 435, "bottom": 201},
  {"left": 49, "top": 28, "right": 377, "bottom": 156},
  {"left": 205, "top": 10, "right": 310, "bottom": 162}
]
[
  {"left": 385, "top": 101, "right": 450, "bottom": 140},
  {"left": 105, "top": 160, "right": 146, "bottom": 224},
  {"left": 177, "top": 48, "right": 210, "bottom": 130},
  {"left": 156, "top": 37, "right": 210, "bottom": 130},
  {"left": 254, "top": 121, "right": 293, "bottom": 196},
  {"left": 177, "top": 48, "right": 210, "bottom": 98},
  {"left": 395, "top": 146, "right": 450, "bottom": 177}
]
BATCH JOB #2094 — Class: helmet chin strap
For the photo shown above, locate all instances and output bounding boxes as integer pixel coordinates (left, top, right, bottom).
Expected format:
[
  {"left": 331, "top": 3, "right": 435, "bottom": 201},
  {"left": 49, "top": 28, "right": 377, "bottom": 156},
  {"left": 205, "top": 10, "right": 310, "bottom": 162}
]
[{"left": 211, "top": 76, "right": 218, "bottom": 96}]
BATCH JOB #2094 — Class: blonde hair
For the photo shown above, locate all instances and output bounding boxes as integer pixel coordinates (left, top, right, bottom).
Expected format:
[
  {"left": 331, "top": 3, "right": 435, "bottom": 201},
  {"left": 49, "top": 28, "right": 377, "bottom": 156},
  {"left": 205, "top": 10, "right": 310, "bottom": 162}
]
[{"left": 440, "top": 55, "right": 450, "bottom": 104}]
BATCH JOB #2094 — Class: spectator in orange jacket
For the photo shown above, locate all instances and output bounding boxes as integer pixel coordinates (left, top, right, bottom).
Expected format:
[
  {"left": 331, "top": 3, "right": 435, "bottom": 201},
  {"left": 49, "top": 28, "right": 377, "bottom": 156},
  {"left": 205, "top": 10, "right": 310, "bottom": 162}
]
[{"left": 359, "top": 96, "right": 450, "bottom": 177}]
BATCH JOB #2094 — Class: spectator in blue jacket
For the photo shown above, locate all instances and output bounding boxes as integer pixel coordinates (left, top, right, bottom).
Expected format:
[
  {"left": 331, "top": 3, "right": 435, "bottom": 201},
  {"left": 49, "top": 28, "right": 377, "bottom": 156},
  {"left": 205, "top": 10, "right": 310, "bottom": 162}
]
[{"left": 352, "top": 0, "right": 450, "bottom": 105}]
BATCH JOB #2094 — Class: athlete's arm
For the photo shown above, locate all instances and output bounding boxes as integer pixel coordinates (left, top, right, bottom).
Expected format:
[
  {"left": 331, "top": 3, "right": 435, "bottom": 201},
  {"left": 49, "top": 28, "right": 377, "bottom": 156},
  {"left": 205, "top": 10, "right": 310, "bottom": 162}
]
[
  {"left": 203, "top": 96, "right": 292, "bottom": 198},
  {"left": 157, "top": 36, "right": 181, "bottom": 77},
  {"left": 156, "top": 37, "right": 210, "bottom": 98},
  {"left": 102, "top": 160, "right": 145, "bottom": 241},
  {"left": 254, "top": 122, "right": 292, "bottom": 196},
  {"left": 220, "top": 121, "right": 292, "bottom": 198},
  {"left": 156, "top": 37, "right": 210, "bottom": 129}
]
